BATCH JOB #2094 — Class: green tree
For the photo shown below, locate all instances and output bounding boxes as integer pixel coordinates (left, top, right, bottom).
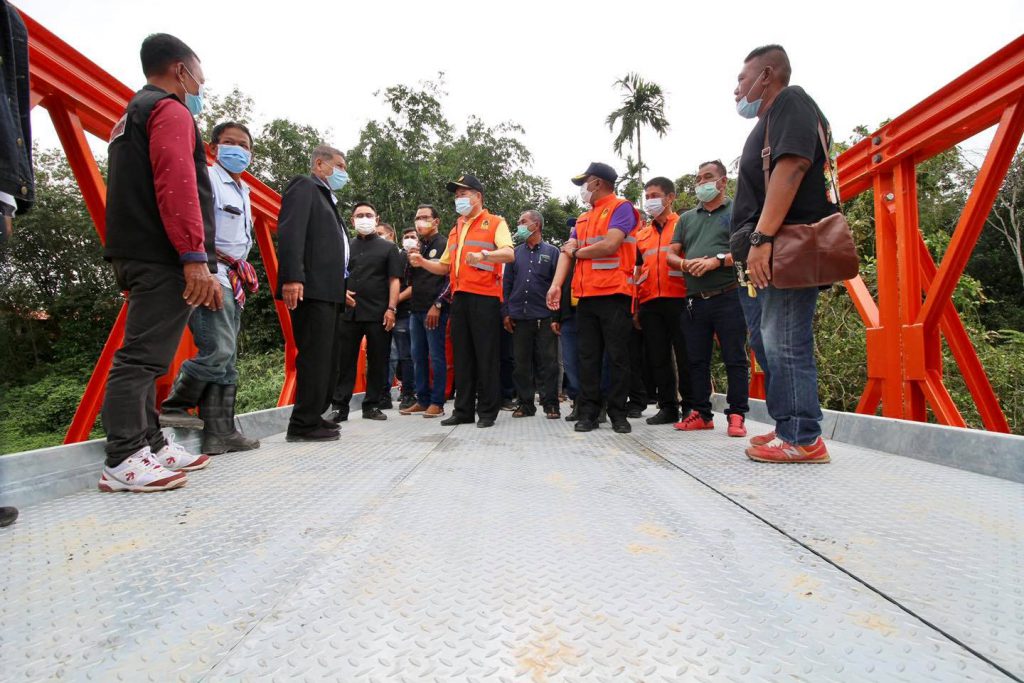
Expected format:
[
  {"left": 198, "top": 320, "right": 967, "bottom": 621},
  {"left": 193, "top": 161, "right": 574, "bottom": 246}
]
[{"left": 605, "top": 73, "right": 669, "bottom": 191}]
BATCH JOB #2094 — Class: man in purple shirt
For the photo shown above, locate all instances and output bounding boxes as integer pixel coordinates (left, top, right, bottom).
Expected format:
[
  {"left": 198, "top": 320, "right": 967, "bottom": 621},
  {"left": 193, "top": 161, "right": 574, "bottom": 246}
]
[{"left": 503, "top": 209, "right": 562, "bottom": 418}]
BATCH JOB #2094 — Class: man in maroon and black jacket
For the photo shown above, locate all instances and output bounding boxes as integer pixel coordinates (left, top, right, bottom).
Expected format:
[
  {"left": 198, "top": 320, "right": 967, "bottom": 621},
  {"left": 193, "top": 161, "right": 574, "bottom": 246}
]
[{"left": 98, "top": 33, "right": 220, "bottom": 493}]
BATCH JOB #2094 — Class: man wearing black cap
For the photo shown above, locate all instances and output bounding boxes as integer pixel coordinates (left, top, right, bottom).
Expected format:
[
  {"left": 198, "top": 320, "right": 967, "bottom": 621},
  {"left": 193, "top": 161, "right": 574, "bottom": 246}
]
[
  {"left": 546, "top": 162, "right": 640, "bottom": 434},
  {"left": 408, "top": 174, "right": 514, "bottom": 428}
]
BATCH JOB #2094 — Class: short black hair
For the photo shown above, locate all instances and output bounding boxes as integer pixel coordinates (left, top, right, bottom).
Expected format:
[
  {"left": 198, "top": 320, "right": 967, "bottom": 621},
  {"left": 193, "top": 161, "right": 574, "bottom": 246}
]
[
  {"left": 377, "top": 222, "right": 395, "bottom": 237},
  {"left": 644, "top": 176, "right": 675, "bottom": 196},
  {"left": 211, "top": 121, "right": 253, "bottom": 147},
  {"left": 744, "top": 44, "right": 792, "bottom": 86},
  {"left": 698, "top": 160, "right": 728, "bottom": 177},
  {"left": 402, "top": 226, "right": 417, "bottom": 235},
  {"left": 140, "top": 33, "right": 198, "bottom": 78},
  {"left": 352, "top": 201, "right": 377, "bottom": 215},
  {"left": 416, "top": 203, "right": 439, "bottom": 220}
]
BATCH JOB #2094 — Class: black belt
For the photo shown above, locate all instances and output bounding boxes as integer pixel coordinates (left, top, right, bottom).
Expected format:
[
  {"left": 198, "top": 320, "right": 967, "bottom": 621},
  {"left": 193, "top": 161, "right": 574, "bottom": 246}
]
[{"left": 688, "top": 282, "right": 739, "bottom": 300}]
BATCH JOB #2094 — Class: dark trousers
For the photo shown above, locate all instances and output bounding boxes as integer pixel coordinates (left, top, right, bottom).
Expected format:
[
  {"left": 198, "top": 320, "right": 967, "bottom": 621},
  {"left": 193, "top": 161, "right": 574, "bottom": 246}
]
[
  {"left": 639, "top": 298, "right": 693, "bottom": 412},
  {"left": 512, "top": 316, "right": 559, "bottom": 410},
  {"left": 450, "top": 292, "right": 501, "bottom": 420},
  {"left": 102, "top": 259, "right": 192, "bottom": 466},
  {"left": 627, "top": 327, "right": 648, "bottom": 408},
  {"left": 333, "top": 319, "right": 391, "bottom": 414},
  {"left": 288, "top": 299, "right": 341, "bottom": 434},
  {"left": 577, "top": 294, "right": 632, "bottom": 422},
  {"left": 682, "top": 289, "right": 750, "bottom": 419},
  {"left": 500, "top": 328, "right": 515, "bottom": 401}
]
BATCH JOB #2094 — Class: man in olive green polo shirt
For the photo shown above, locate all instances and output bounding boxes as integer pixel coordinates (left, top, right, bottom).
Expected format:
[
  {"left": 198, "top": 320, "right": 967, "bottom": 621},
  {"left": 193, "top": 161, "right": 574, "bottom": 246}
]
[{"left": 667, "top": 159, "right": 749, "bottom": 437}]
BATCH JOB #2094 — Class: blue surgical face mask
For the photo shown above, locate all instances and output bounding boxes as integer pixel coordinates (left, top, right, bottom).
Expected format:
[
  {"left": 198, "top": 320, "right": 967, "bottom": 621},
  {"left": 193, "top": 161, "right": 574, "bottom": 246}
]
[
  {"left": 736, "top": 70, "right": 766, "bottom": 119},
  {"left": 514, "top": 224, "right": 531, "bottom": 242},
  {"left": 179, "top": 64, "right": 205, "bottom": 116},
  {"left": 217, "top": 145, "right": 251, "bottom": 174},
  {"left": 454, "top": 197, "right": 473, "bottom": 216},
  {"left": 327, "top": 168, "right": 349, "bottom": 191}
]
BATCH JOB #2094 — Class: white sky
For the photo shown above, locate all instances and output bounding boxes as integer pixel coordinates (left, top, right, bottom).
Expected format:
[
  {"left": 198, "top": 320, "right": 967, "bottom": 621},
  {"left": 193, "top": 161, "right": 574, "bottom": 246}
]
[{"left": 19, "top": 0, "right": 1024, "bottom": 199}]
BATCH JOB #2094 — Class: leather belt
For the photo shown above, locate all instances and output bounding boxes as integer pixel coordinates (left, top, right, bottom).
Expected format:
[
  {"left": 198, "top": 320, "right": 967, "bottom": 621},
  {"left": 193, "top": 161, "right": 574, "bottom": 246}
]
[{"left": 688, "top": 282, "right": 739, "bottom": 300}]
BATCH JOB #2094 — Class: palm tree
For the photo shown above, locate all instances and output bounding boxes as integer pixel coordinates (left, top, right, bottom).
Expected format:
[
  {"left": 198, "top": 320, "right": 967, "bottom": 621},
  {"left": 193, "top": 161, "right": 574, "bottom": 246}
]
[{"left": 605, "top": 73, "right": 670, "bottom": 190}]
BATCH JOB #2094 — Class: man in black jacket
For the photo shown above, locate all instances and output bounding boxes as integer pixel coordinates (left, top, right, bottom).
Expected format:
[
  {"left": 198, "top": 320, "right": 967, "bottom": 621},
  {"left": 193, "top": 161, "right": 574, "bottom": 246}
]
[{"left": 277, "top": 145, "right": 351, "bottom": 441}]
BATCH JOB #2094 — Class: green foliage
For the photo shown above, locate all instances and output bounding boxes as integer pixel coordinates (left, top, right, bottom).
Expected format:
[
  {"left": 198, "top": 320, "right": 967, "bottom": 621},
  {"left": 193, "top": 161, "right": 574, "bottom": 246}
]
[
  {"left": 234, "top": 350, "right": 286, "bottom": 415},
  {"left": 0, "top": 371, "right": 95, "bottom": 454},
  {"left": 606, "top": 73, "right": 669, "bottom": 189}
]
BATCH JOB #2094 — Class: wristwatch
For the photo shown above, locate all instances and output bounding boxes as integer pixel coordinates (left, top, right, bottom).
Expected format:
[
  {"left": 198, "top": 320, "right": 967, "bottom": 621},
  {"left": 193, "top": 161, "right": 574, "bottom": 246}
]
[
  {"left": 387, "top": 306, "right": 397, "bottom": 313},
  {"left": 433, "top": 301, "right": 443, "bottom": 310},
  {"left": 480, "top": 249, "right": 490, "bottom": 261},
  {"left": 749, "top": 231, "right": 775, "bottom": 246},
  {"left": 716, "top": 253, "right": 727, "bottom": 268}
]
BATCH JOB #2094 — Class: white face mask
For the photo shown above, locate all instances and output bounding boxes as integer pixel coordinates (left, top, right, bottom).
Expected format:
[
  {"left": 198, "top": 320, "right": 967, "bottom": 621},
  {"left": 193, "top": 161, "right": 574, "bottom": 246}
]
[
  {"left": 402, "top": 237, "right": 418, "bottom": 250},
  {"left": 579, "top": 181, "right": 594, "bottom": 207},
  {"left": 354, "top": 217, "right": 376, "bottom": 234},
  {"left": 643, "top": 197, "right": 664, "bottom": 217}
]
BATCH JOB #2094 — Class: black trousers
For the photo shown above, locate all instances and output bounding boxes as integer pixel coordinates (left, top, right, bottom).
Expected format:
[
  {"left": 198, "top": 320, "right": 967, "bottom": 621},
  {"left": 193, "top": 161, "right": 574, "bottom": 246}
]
[
  {"left": 511, "top": 316, "right": 559, "bottom": 411},
  {"left": 639, "top": 297, "right": 694, "bottom": 412},
  {"left": 450, "top": 292, "right": 502, "bottom": 420},
  {"left": 288, "top": 299, "right": 341, "bottom": 434},
  {"left": 577, "top": 294, "right": 632, "bottom": 422},
  {"left": 102, "top": 259, "right": 193, "bottom": 466},
  {"left": 682, "top": 289, "right": 750, "bottom": 419},
  {"left": 332, "top": 318, "right": 391, "bottom": 414},
  {"left": 627, "top": 326, "right": 648, "bottom": 408}
]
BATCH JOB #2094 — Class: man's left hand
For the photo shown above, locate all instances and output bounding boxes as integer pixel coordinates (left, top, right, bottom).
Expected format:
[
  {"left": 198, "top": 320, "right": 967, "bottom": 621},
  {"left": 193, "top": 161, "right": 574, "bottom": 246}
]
[
  {"left": 688, "top": 256, "right": 719, "bottom": 278},
  {"left": 466, "top": 251, "right": 483, "bottom": 266},
  {"left": 747, "top": 243, "right": 773, "bottom": 289}
]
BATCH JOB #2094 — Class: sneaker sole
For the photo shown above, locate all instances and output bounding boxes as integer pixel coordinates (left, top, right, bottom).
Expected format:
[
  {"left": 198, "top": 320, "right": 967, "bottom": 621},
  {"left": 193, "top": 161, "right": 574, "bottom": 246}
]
[
  {"left": 745, "top": 450, "right": 831, "bottom": 464},
  {"left": 98, "top": 474, "right": 187, "bottom": 493},
  {"left": 727, "top": 430, "right": 748, "bottom": 438},
  {"left": 422, "top": 413, "right": 446, "bottom": 418}
]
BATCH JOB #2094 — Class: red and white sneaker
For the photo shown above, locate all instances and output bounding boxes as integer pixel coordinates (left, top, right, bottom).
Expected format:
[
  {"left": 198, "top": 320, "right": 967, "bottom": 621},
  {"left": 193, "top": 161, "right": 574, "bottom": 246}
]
[
  {"left": 749, "top": 431, "right": 776, "bottom": 446},
  {"left": 745, "top": 437, "right": 830, "bottom": 463},
  {"left": 727, "top": 414, "right": 747, "bottom": 437},
  {"left": 98, "top": 448, "right": 188, "bottom": 492},
  {"left": 151, "top": 434, "right": 209, "bottom": 471},
  {"left": 673, "top": 411, "right": 714, "bottom": 431}
]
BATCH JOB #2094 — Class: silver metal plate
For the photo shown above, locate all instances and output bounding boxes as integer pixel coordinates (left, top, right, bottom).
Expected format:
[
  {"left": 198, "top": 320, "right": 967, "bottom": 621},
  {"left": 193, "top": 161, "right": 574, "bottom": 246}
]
[{"left": 0, "top": 412, "right": 1016, "bottom": 681}]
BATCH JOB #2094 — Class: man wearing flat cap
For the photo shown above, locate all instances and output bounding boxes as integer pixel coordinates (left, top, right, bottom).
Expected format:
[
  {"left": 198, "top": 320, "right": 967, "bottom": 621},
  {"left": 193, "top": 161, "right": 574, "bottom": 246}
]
[
  {"left": 408, "top": 174, "right": 514, "bottom": 428},
  {"left": 546, "top": 162, "right": 640, "bottom": 434}
]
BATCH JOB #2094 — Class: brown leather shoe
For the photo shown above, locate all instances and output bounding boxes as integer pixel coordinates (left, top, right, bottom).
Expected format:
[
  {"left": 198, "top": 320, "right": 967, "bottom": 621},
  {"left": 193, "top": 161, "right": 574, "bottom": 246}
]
[
  {"left": 423, "top": 404, "right": 445, "bottom": 418},
  {"left": 400, "top": 403, "right": 428, "bottom": 415}
]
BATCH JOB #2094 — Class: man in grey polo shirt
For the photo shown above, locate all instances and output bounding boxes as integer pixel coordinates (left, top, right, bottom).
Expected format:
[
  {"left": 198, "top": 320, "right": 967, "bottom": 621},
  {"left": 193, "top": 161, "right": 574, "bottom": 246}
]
[
  {"left": 160, "top": 121, "right": 260, "bottom": 454},
  {"left": 668, "top": 160, "right": 749, "bottom": 437}
]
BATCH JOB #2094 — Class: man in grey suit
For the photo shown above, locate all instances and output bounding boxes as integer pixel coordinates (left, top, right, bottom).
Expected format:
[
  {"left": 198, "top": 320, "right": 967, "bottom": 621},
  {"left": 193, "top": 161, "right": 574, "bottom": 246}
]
[{"left": 277, "top": 145, "right": 352, "bottom": 441}]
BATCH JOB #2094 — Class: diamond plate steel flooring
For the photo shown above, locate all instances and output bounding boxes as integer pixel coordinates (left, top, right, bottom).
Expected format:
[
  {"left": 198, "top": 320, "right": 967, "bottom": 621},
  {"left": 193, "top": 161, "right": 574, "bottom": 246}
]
[{"left": 1, "top": 410, "right": 1019, "bottom": 681}]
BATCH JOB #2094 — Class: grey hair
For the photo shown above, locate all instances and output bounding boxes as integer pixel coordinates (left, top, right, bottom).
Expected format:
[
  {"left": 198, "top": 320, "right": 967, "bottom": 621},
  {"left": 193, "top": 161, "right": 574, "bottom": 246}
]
[
  {"left": 311, "top": 144, "right": 345, "bottom": 169},
  {"left": 524, "top": 209, "right": 544, "bottom": 230}
]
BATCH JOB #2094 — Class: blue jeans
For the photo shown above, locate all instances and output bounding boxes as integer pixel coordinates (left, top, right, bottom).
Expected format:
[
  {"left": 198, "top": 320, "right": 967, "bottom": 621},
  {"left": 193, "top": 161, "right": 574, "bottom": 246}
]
[
  {"left": 410, "top": 309, "right": 449, "bottom": 407},
  {"left": 742, "top": 285, "right": 822, "bottom": 445},
  {"left": 181, "top": 284, "right": 241, "bottom": 385},
  {"left": 559, "top": 316, "right": 580, "bottom": 401}
]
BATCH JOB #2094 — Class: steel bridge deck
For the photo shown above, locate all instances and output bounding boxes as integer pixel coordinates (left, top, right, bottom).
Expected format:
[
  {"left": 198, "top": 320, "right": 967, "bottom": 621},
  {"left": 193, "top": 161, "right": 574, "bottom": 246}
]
[{"left": 2, "top": 412, "right": 1021, "bottom": 682}]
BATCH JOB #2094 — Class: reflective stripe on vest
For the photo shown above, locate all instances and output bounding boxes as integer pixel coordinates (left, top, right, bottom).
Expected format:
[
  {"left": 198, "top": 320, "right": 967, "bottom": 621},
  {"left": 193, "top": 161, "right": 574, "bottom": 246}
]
[
  {"left": 449, "top": 211, "right": 505, "bottom": 299},
  {"left": 570, "top": 195, "right": 639, "bottom": 298},
  {"left": 635, "top": 214, "right": 687, "bottom": 303}
]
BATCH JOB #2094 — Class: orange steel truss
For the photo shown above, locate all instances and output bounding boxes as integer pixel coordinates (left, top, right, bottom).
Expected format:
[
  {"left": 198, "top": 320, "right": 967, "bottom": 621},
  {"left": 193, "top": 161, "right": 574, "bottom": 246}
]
[
  {"left": 19, "top": 12, "right": 1021, "bottom": 441},
  {"left": 836, "top": 35, "right": 1024, "bottom": 432}
]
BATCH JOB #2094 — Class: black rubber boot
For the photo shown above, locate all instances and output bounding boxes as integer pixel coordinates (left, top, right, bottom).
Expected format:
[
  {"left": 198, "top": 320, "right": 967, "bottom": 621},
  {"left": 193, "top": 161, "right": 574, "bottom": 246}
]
[
  {"left": 159, "top": 370, "right": 208, "bottom": 429},
  {"left": 200, "top": 384, "right": 260, "bottom": 454},
  {"left": 0, "top": 506, "right": 18, "bottom": 528}
]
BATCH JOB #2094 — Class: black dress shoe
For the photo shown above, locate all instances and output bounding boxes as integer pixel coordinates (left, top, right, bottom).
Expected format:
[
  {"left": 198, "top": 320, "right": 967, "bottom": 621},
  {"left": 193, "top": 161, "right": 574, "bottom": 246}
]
[
  {"left": 500, "top": 398, "right": 517, "bottom": 411},
  {"left": 286, "top": 427, "right": 341, "bottom": 442},
  {"left": 0, "top": 506, "right": 18, "bottom": 528},
  {"left": 440, "top": 415, "right": 475, "bottom": 426},
  {"left": 626, "top": 408, "right": 644, "bottom": 419},
  {"left": 321, "top": 419, "right": 341, "bottom": 431},
  {"left": 564, "top": 403, "right": 579, "bottom": 422},
  {"left": 398, "top": 395, "right": 417, "bottom": 411},
  {"left": 645, "top": 409, "right": 679, "bottom": 425},
  {"left": 476, "top": 418, "right": 495, "bottom": 428},
  {"left": 612, "top": 419, "right": 632, "bottom": 434},
  {"left": 574, "top": 419, "right": 597, "bottom": 432},
  {"left": 379, "top": 398, "right": 394, "bottom": 410},
  {"left": 327, "top": 409, "right": 348, "bottom": 423},
  {"left": 363, "top": 408, "right": 388, "bottom": 421}
]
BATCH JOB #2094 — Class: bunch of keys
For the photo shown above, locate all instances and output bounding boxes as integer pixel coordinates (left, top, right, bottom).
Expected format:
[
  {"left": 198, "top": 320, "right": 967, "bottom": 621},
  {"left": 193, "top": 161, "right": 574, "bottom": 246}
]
[{"left": 734, "top": 263, "right": 757, "bottom": 298}]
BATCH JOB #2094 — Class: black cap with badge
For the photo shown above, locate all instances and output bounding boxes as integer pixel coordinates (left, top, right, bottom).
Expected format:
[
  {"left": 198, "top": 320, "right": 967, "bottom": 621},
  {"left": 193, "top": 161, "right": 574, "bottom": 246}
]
[
  {"left": 446, "top": 174, "right": 484, "bottom": 193},
  {"left": 571, "top": 162, "right": 617, "bottom": 186}
]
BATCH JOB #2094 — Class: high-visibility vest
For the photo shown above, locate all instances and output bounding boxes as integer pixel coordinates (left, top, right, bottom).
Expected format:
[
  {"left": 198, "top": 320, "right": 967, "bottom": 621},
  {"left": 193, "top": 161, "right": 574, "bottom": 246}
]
[
  {"left": 447, "top": 210, "right": 504, "bottom": 299},
  {"left": 635, "top": 213, "right": 687, "bottom": 303},
  {"left": 571, "top": 194, "right": 639, "bottom": 299}
]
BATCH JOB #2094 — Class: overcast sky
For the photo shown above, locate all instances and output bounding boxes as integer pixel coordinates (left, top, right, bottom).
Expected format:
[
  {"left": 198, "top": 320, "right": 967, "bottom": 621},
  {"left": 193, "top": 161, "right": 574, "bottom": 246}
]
[{"left": 19, "top": 0, "right": 1024, "bottom": 201}]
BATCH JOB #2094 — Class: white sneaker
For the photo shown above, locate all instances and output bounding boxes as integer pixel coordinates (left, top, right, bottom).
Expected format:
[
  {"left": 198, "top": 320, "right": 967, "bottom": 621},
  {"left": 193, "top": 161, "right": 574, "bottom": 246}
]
[
  {"left": 151, "top": 434, "right": 210, "bottom": 472},
  {"left": 98, "top": 447, "right": 188, "bottom": 493}
]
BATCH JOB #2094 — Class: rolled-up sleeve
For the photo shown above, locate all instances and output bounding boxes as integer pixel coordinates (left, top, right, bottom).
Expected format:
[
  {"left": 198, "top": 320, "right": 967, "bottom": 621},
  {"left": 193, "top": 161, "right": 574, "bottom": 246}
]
[{"left": 147, "top": 99, "right": 206, "bottom": 262}]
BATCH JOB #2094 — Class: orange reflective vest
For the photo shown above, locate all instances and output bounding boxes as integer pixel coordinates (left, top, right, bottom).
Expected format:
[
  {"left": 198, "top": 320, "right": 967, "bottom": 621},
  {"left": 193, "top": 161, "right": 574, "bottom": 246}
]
[
  {"left": 635, "top": 213, "right": 687, "bottom": 303},
  {"left": 447, "top": 210, "right": 504, "bottom": 300},
  {"left": 571, "top": 194, "right": 639, "bottom": 299}
]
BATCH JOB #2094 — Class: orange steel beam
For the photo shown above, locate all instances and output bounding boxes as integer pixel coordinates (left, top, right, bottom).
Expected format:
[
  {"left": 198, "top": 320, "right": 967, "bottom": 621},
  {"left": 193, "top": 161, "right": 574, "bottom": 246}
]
[
  {"left": 835, "top": 35, "right": 1023, "bottom": 432},
  {"left": 22, "top": 10, "right": 300, "bottom": 442}
]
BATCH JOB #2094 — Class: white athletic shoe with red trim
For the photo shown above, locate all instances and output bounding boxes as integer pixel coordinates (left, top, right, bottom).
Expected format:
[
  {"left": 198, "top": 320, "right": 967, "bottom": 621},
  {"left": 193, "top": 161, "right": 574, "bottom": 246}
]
[
  {"left": 151, "top": 434, "right": 209, "bottom": 471},
  {"left": 98, "top": 447, "right": 187, "bottom": 493}
]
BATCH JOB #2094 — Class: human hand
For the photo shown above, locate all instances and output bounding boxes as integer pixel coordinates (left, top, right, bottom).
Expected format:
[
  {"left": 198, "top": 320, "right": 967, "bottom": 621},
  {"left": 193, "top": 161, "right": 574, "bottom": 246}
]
[
  {"left": 546, "top": 284, "right": 561, "bottom": 311},
  {"left": 747, "top": 244, "right": 773, "bottom": 289},
  {"left": 551, "top": 321, "right": 561, "bottom": 336},
  {"left": 282, "top": 281, "right": 303, "bottom": 310},
  {"left": 183, "top": 262, "right": 221, "bottom": 309},
  {"left": 346, "top": 290, "right": 357, "bottom": 308},
  {"left": 426, "top": 305, "right": 441, "bottom": 330},
  {"left": 632, "top": 312, "right": 641, "bottom": 330},
  {"left": 560, "top": 239, "right": 578, "bottom": 256},
  {"left": 503, "top": 316, "right": 516, "bottom": 334},
  {"left": 408, "top": 252, "right": 424, "bottom": 268},
  {"left": 466, "top": 251, "right": 483, "bottom": 266},
  {"left": 383, "top": 309, "right": 396, "bottom": 331}
]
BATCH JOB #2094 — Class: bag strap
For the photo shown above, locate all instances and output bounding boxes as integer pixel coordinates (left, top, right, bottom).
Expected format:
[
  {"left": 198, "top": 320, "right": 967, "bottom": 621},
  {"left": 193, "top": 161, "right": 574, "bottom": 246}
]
[{"left": 762, "top": 111, "right": 842, "bottom": 207}]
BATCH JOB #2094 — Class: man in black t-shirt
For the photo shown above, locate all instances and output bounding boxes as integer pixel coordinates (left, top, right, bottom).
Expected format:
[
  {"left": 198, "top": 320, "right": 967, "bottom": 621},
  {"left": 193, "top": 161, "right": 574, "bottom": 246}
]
[
  {"left": 329, "top": 202, "right": 404, "bottom": 421},
  {"left": 731, "top": 44, "right": 833, "bottom": 464}
]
